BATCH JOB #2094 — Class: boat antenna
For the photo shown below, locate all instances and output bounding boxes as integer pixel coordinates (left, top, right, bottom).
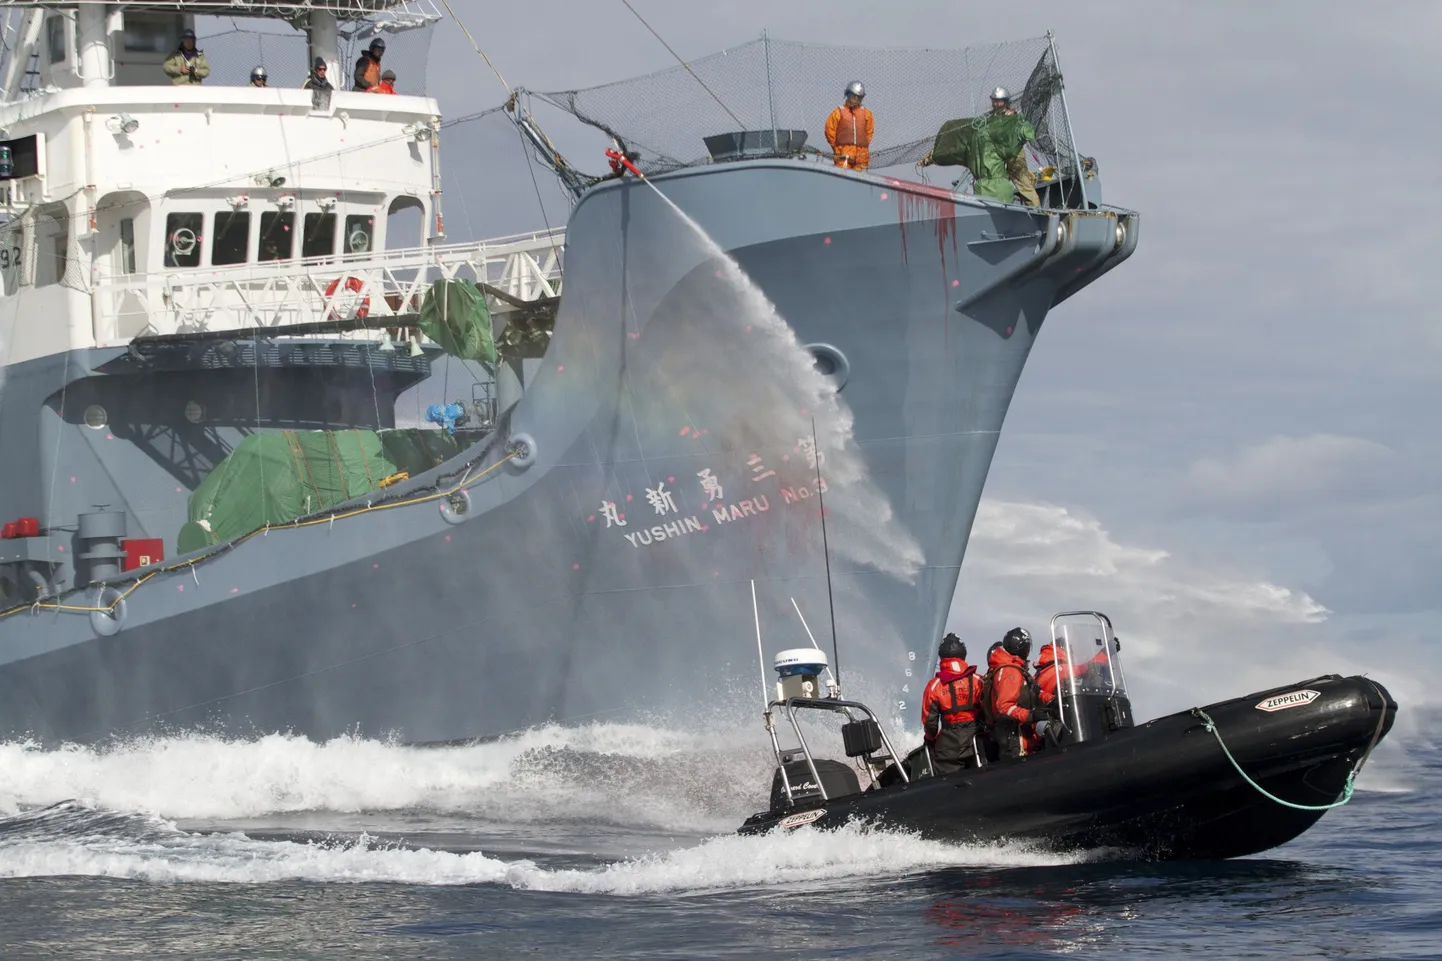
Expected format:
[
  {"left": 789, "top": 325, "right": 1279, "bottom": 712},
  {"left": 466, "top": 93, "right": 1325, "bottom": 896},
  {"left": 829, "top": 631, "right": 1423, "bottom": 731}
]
[
  {"left": 751, "top": 578, "right": 769, "bottom": 709},
  {"left": 790, "top": 596, "right": 838, "bottom": 698},
  {"left": 811, "top": 416, "right": 840, "bottom": 692}
]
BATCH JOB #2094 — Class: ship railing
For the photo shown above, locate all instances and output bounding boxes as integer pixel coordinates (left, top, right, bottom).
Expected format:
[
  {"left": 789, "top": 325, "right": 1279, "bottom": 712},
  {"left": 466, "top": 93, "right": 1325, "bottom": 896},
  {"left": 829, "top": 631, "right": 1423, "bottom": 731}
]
[{"left": 89, "top": 227, "right": 565, "bottom": 346}]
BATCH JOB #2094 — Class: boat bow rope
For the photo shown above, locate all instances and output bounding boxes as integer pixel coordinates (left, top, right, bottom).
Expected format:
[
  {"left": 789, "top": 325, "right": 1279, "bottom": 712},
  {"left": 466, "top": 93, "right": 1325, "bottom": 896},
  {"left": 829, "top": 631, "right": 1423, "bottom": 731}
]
[{"left": 1191, "top": 681, "right": 1390, "bottom": 813}]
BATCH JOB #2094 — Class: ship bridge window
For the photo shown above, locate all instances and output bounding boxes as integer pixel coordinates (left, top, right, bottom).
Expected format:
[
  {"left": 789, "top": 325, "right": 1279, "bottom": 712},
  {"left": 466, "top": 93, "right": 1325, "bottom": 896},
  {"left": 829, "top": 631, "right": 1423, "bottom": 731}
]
[
  {"left": 211, "top": 211, "right": 251, "bottom": 267},
  {"left": 259, "top": 212, "right": 294, "bottom": 261},
  {"left": 302, "top": 213, "right": 335, "bottom": 259},
  {"left": 165, "top": 212, "right": 203, "bottom": 269},
  {"left": 123, "top": 14, "right": 181, "bottom": 54},
  {"left": 344, "top": 215, "right": 375, "bottom": 256},
  {"left": 46, "top": 16, "right": 67, "bottom": 65}
]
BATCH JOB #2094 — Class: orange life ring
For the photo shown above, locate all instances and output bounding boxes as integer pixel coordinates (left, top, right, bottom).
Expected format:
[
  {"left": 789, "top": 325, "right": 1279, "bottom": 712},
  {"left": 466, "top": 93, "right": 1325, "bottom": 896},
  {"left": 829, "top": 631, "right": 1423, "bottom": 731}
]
[{"left": 324, "top": 276, "right": 370, "bottom": 320}]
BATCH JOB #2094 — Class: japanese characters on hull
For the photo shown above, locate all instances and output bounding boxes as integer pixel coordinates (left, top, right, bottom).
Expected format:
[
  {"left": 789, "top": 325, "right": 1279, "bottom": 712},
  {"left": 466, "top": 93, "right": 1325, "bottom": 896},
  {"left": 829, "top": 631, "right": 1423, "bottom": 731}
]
[{"left": 592, "top": 434, "right": 828, "bottom": 549}]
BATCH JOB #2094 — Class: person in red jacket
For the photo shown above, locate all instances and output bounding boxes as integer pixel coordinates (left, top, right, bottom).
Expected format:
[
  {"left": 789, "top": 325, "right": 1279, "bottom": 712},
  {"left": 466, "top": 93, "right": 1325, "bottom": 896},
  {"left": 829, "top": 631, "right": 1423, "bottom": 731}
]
[
  {"left": 921, "top": 633, "right": 984, "bottom": 774},
  {"left": 986, "top": 627, "right": 1054, "bottom": 759},
  {"left": 1035, "top": 639, "right": 1116, "bottom": 706}
]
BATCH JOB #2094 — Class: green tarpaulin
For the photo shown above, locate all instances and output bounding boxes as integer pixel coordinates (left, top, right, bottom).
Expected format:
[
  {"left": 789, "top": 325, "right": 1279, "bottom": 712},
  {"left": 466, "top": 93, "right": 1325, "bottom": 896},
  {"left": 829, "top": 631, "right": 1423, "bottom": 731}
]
[
  {"left": 177, "top": 428, "right": 463, "bottom": 553},
  {"left": 418, "top": 279, "right": 496, "bottom": 364},
  {"left": 929, "top": 113, "right": 1035, "bottom": 203}
]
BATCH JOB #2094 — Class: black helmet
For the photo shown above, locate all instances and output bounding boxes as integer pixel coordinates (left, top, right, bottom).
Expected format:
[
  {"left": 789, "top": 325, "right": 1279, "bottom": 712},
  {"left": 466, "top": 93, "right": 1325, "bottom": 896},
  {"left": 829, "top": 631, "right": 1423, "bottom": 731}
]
[
  {"left": 938, "top": 632, "right": 966, "bottom": 660},
  {"left": 1002, "top": 627, "right": 1032, "bottom": 660},
  {"left": 369, "top": 37, "right": 387, "bottom": 51}
]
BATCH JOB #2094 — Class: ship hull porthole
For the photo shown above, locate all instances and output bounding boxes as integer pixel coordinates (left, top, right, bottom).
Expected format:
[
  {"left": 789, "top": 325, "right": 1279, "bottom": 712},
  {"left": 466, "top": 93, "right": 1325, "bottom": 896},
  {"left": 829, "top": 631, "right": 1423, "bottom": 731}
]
[
  {"left": 90, "top": 587, "right": 127, "bottom": 637},
  {"left": 804, "top": 343, "right": 850, "bottom": 392},
  {"left": 439, "top": 488, "right": 472, "bottom": 525},
  {"left": 508, "top": 432, "right": 537, "bottom": 469}
]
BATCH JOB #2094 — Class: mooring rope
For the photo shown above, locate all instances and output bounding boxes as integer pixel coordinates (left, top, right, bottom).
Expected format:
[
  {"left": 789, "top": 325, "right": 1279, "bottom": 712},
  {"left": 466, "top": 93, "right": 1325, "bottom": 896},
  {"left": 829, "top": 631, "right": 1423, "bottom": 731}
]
[{"left": 1192, "top": 682, "right": 1389, "bottom": 812}]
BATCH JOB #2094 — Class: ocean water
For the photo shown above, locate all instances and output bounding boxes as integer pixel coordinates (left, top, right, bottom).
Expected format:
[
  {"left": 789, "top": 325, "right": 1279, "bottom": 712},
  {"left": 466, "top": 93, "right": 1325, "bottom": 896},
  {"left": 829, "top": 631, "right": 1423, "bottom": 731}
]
[{"left": 0, "top": 717, "right": 1435, "bottom": 960}]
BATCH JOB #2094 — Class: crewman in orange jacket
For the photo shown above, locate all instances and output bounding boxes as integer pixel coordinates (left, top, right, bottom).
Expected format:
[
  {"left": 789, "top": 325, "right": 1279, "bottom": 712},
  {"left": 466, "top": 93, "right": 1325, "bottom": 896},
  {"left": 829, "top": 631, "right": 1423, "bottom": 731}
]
[
  {"left": 921, "top": 633, "right": 984, "bottom": 774},
  {"left": 825, "top": 81, "right": 874, "bottom": 171},
  {"left": 986, "top": 627, "right": 1053, "bottom": 758},
  {"left": 1035, "top": 639, "right": 1115, "bottom": 705}
]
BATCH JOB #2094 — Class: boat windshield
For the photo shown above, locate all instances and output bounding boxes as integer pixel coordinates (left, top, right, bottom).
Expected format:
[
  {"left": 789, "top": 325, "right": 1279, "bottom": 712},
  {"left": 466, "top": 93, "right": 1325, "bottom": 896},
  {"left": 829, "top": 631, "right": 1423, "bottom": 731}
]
[{"left": 1047, "top": 611, "right": 1127, "bottom": 699}]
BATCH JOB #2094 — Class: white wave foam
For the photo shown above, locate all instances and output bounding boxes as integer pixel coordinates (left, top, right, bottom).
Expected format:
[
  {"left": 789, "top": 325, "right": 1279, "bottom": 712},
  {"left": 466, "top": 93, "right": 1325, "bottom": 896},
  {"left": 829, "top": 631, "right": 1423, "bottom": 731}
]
[
  {"left": 505, "top": 822, "right": 1076, "bottom": 895},
  {"left": 0, "top": 812, "right": 1072, "bottom": 892},
  {"left": 0, "top": 722, "right": 771, "bottom": 832}
]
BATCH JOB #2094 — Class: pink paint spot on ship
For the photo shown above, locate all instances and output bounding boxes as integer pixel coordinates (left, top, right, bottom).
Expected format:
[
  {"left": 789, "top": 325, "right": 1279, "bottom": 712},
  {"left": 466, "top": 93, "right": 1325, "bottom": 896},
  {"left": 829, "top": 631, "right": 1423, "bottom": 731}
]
[
  {"left": 373, "top": 562, "right": 380, "bottom": 569},
  {"left": 572, "top": 563, "right": 581, "bottom": 570},
  {"left": 667, "top": 476, "right": 675, "bottom": 483},
  {"left": 444, "top": 534, "right": 451, "bottom": 542},
  {"left": 231, "top": 588, "right": 239, "bottom": 594},
  {"left": 177, "top": 584, "right": 184, "bottom": 592},
  {"left": 823, "top": 237, "right": 831, "bottom": 245},
  {"left": 1005, "top": 326, "right": 1014, "bottom": 335},
  {"left": 952, "top": 279, "right": 960, "bottom": 287},
  {"left": 880, "top": 192, "right": 888, "bottom": 200},
  {"left": 680, "top": 426, "right": 691, "bottom": 436},
  {"left": 625, "top": 494, "right": 633, "bottom": 502},
  {"left": 557, "top": 365, "right": 565, "bottom": 372},
  {"left": 587, "top": 514, "right": 596, "bottom": 522}
]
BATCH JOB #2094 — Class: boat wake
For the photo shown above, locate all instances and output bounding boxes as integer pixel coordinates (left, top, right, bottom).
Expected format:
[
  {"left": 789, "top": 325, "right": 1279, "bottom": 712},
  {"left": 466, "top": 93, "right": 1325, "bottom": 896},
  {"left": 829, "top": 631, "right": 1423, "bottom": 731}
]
[
  {"left": 0, "top": 723, "right": 1070, "bottom": 891},
  {"left": 0, "top": 798, "right": 1075, "bottom": 892}
]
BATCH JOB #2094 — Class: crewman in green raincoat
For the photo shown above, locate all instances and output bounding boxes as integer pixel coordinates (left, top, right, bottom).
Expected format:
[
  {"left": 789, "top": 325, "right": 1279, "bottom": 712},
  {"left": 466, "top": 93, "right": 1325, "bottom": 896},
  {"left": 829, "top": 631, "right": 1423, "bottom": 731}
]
[{"left": 921, "top": 86, "right": 1038, "bottom": 206}]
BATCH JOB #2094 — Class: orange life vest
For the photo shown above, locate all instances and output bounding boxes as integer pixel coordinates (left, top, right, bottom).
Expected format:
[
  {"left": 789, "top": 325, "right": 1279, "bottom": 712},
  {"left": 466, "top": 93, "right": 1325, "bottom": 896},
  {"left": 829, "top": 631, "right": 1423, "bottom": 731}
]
[{"left": 830, "top": 105, "right": 873, "bottom": 147}]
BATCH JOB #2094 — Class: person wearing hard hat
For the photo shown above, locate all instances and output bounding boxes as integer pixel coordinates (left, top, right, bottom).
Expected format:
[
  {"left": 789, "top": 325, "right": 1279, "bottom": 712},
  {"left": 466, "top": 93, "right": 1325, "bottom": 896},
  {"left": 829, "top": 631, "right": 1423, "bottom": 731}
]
[
  {"left": 354, "top": 37, "right": 386, "bottom": 91},
  {"left": 825, "top": 81, "right": 874, "bottom": 171},
  {"left": 989, "top": 86, "right": 1039, "bottom": 207},
  {"left": 249, "top": 65, "right": 268, "bottom": 88}
]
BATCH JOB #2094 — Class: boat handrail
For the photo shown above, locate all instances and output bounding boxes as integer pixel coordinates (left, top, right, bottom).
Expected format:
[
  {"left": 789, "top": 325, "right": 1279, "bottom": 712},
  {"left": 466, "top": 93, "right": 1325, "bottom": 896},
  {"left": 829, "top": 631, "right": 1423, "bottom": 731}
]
[{"left": 764, "top": 695, "right": 909, "bottom": 810}]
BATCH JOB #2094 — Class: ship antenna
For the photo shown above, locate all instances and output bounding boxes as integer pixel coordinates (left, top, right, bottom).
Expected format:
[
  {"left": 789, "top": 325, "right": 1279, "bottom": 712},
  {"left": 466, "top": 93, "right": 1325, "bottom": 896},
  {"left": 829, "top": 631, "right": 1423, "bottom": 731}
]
[
  {"left": 812, "top": 416, "right": 840, "bottom": 693},
  {"left": 751, "top": 578, "right": 769, "bottom": 710}
]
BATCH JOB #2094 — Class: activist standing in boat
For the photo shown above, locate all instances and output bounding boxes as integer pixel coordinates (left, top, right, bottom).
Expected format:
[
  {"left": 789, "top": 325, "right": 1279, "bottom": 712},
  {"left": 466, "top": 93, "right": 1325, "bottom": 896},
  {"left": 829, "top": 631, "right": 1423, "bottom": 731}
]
[{"left": 920, "top": 634, "right": 985, "bottom": 773}]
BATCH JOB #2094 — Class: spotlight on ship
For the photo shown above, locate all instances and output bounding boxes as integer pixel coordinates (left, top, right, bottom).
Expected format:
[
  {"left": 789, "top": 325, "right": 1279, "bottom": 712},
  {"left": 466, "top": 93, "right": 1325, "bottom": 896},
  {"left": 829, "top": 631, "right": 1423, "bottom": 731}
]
[{"left": 108, "top": 113, "right": 140, "bottom": 135}]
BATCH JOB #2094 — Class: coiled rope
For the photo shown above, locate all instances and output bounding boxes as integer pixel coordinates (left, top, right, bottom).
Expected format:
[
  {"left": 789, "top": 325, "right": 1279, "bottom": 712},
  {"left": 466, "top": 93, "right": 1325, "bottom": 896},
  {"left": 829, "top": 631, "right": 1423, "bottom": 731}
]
[{"left": 1192, "top": 680, "right": 1390, "bottom": 812}]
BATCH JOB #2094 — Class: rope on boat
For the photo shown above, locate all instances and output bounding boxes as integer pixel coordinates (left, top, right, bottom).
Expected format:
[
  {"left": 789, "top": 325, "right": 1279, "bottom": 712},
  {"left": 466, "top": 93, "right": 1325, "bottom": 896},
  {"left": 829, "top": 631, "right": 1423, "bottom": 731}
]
[{"left": 1193, "top": 683, "right": 1390, "bottom": 812}]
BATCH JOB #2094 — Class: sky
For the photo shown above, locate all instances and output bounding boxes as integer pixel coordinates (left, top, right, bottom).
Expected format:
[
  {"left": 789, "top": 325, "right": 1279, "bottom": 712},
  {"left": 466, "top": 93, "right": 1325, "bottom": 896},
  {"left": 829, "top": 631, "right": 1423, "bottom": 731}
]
[{"left": 410, "top": 1, "right": 1441, "bottom": 723}]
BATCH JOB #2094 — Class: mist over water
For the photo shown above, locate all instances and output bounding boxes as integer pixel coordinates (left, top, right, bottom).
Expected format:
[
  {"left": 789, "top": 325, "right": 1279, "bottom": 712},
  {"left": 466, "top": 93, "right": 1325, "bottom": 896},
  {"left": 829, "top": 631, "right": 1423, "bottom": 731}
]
[{"left": 640, "top": 182, "right": 925, "bottom": 580}]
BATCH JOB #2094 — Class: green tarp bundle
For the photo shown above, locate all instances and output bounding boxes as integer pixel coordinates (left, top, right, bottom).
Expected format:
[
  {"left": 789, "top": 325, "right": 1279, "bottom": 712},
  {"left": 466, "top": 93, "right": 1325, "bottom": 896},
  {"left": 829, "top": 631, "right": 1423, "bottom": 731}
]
[
  {"left": 418, "top": 278, "right": 496, "bottom": 364},
  {"left": 177, "top": 428, "right": 463, "bottom": 553},
  {"left": 929, "top": 113, "right": 1035, "bottom": 202}
]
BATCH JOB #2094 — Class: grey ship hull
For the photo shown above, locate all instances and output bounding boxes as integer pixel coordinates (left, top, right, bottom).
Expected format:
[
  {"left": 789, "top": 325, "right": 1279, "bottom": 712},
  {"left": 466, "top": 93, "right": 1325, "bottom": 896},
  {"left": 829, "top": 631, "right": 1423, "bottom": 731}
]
[{"left": 0, "top": 161, "right": 1136, "bottom": 744}]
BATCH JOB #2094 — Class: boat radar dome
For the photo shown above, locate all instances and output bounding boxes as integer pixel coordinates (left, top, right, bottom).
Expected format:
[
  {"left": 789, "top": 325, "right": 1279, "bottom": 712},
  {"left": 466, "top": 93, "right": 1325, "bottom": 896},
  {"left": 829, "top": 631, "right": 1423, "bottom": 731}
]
[{"left": 773, "top": 648, "right": 829, "bottom": 701}]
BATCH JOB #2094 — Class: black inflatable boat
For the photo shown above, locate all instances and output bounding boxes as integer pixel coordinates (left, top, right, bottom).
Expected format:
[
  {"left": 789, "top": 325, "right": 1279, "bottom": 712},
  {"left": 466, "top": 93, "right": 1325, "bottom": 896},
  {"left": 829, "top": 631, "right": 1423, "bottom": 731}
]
[{"left": 740, "top": 612, "right": 1397, "bottom": 860}]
